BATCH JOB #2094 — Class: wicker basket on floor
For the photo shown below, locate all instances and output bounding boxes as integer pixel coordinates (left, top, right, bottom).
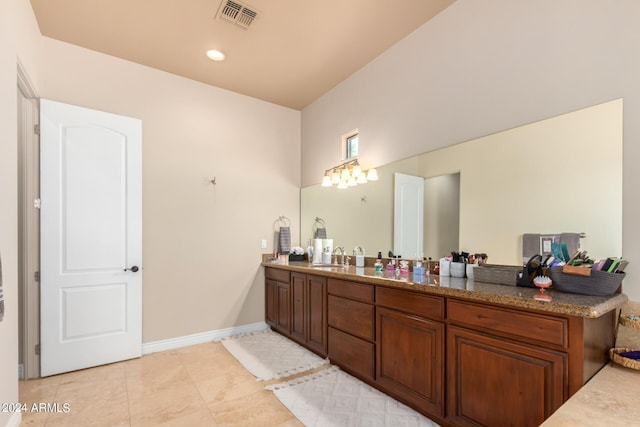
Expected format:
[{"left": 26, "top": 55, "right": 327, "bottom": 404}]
[
  {"left": 609, "top": 348, "right": 640, "bottom": 370},
  {"left": 619, "top": 314, "right": 640, "bottom": 329}
]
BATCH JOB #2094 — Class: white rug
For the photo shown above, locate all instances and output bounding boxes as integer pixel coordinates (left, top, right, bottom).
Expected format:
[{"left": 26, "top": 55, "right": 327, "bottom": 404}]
[
  {"left": 267, "top": 366, "right": 441, "bottom": 427},
  {"left": 221, "top": 328, "right": 329, "bottom": 381}
]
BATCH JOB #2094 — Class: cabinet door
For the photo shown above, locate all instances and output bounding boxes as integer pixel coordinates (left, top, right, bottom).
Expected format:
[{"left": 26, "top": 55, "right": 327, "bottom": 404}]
[
  {"left": 376, "top": 307, "right": 444, "bottom": 417},
  {"left": 265, "top": 279, "right": 277, "bottom": 327},
  {"left": 276, "top": 282, "right": 291, "bottom": 334},
  {"left": 306, "top": 275, "right": 327, "bottom": 356},
  {"left": 447, "top": 326, "right": 566, "bottom": 427},
  {"left": 290, "top": 273, "right": 307, "bottom": 343}
]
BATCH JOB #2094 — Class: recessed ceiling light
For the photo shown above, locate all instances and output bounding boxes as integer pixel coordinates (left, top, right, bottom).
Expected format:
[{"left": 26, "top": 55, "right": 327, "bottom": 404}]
[{"left": 206, "top": 49, "right": 226, "bottom": 61}]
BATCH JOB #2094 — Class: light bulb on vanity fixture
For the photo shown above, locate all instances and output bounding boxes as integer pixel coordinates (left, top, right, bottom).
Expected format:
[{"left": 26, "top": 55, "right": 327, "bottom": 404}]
[{"left": 320, "top": 159, "right": 378, "bottom": 189}]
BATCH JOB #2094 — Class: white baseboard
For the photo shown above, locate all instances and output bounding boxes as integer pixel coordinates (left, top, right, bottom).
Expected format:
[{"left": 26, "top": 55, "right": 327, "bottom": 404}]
[
  {"left": 6, "top": 412, "right": 22, "bottom": 427},
  {"left": 141, "top": 321, "right": 269, "bottom": 355}
]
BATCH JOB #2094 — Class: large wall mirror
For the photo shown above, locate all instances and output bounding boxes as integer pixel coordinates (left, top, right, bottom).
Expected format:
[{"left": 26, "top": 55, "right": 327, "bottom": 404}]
[{"left": 301, "top": 99, "right": 623, "bottom": 266}]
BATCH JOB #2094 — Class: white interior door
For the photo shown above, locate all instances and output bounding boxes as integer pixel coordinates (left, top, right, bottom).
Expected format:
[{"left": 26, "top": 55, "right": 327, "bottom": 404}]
[
  {"left": 394, "top": 173, "right": 424, "bottom": 258},
  {"left": 40, "top": 99, "right": 142, "bottom": 377}
]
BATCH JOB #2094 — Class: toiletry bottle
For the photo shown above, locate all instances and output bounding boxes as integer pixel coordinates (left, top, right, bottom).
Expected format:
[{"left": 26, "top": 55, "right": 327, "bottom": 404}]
[
  {"left": 307, "top": 239, "right": 313, "bottom": 263},
  {"left": 375, "top": 251, "right": 384, "bottom": 272},
  {"left": 386, "top": 255, "right": 395, "bottom": 271},
  {"left": 400, "top": 260, "right": 409, "bottom": 275}
]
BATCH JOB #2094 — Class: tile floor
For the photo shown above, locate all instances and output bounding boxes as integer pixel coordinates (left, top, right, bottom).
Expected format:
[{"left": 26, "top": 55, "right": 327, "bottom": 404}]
[{"left": 19, "top": 341, "right": 304, "bottom": 426}]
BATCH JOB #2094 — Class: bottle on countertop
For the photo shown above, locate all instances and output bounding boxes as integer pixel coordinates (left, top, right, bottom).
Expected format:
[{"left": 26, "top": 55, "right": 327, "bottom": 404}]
[
  {"left": 375, "top": 251, "right": 384, "bottom": 272},
  {"left": 307, "top": 239, "right": 313, "bottom": 264}
]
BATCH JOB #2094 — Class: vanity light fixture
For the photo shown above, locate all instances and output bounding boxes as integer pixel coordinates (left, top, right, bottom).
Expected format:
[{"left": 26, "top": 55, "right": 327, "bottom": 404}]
[
  {"left": 206, "top": 49, "right": 226, "bottom": 61},
  {"left": 321, "top": 159, "right": 378, "bottom": 189}
]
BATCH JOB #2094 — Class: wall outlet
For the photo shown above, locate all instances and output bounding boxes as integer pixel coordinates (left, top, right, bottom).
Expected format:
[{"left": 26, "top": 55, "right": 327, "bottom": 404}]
[{"left": 261, "top": 239, "right": 267, "bottom": 249}]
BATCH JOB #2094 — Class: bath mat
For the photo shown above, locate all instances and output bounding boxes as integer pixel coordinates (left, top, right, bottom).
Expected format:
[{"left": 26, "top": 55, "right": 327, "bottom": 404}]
[
  {"left": 221, "top": 328, "right": 329, "bottom": 381},
  {"left": 267, "top": 366, "right": 440, "bottom": 426}
]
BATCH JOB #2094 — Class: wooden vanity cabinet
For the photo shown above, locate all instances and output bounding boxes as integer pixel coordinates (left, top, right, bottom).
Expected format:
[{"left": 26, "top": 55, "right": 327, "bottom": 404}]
[
  {"left": 327, "top": 279, "right": 376, "bottom": 382},
  {"left": 376, "top": 287, "right": 445, "bottom": 419},
  {"left": 265, "top": 266, "right": 617, "bottom": 427},
  {"left": 445, "top": 298, "right": 614, "bottom": 427},
  {"left": 265, "top": 267, "right": 291, "bottom": 335},
  {"left": 290, "top": 272, "right": 328, "bottom": 357}
]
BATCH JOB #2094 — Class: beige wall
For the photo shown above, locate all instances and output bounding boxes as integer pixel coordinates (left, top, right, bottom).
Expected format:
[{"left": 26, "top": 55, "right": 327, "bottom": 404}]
[
  {"left": 38, "top": 38, "right": 301, "bottom": 343},
  {"left": 301, "top": 0, "right": 640, "bottom": 301},
  {"left": 1, "top": 1, "right": 41, "bottom": 425}
]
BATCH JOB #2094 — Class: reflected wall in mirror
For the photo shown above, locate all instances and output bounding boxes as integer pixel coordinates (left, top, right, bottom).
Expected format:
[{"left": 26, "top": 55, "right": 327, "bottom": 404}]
[{"left": 301, "top": 99, "right": 622, "bottom": 265}]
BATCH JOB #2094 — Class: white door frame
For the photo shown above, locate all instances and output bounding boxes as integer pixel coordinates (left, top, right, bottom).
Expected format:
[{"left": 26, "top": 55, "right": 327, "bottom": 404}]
[{"left": 17, "top": 59, "right": 41, "bottom": 379}]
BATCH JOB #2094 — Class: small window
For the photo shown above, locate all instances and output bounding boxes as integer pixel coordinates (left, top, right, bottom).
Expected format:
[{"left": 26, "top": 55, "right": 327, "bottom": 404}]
[
  {"left": 346, "top": 133, "right": 359, "bottom": 159},
  {"left": 342, "top": 129, "right": 359, "bottom": 160}
]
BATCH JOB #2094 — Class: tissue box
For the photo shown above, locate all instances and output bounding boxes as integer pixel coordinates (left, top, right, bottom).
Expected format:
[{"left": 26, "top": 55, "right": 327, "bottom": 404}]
[{"left": 288, "top": 254, "right": 306, "bottom": 262}]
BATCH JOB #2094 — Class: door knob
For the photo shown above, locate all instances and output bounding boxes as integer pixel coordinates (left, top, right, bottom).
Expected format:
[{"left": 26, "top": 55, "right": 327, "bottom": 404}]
[{"left": 124, "top": 266, "right": 139, "bottom": 272}]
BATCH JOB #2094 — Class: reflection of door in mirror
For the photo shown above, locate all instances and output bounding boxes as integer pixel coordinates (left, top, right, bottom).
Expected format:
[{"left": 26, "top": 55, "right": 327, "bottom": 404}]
[
  {"left": 393, "top": 173, "right": 424, "bottom": 258},
  {"left": 423, "top": 173, "right": 460, "bottom": 260}
]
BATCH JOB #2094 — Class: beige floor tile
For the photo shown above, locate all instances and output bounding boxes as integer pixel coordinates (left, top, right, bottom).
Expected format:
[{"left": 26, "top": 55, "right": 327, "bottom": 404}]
[
  {"left": 183, "top": 352, "right": 247, "bottom": 380},
  {"left": 131, "top": 408, "right": 218, "bottom": 427},
  {"left": 124, "top": 351, "right": 183, "bottom": 378},
  {"left": 55, "top": 375, "right": 128, "bottom": 404},
  {"left": 45, "top": 397, "right": 130, "bottom": 427},
  {"left": 17, "top": 339, "right": 310, "bottom": 427},
  {"left": 18, "top": 413, "right": 48, "bottom": 427},
  {"left": 19, "top": 379, "right": 59, "bottom": 406},
  {"left": 209, "top": 389, "right": 296, "bottom": 427},
  {"left": 195, "top": 371, "right": 264, "bottom": 406},
  {"left": 57, "top": 361, "right": 127, "bottom": 385},
  {"left": 17, "top": 381, "right": 59, "bottom": 426},
  {"left": 273, "top": 418, "right": 305, "bottom": 427},
  {"left": 126, "top": 362, "right": 193, "bottom": 400},
  {"left": 173, "top": 341, "right": 226, "bottom": 357},
  {"left": 128, "top": 382, "right": 209, "bottom": 426}
]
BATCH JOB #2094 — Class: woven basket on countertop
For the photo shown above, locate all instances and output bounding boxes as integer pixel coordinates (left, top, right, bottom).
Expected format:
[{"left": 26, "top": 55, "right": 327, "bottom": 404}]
[
  {"left": 609, "top": 348, "right": 640, "bottom": 371},
  {"left": 473, "top": 264, "right": 521, "bottom": 286},
  {"left": 547, "top": 266, "right": 624, "bottom": 296}
]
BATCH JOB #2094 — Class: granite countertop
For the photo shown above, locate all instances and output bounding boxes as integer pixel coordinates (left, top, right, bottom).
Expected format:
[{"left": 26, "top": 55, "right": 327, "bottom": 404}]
[{"left": 263, "top": 261, "right": 629, "bottom": 318}]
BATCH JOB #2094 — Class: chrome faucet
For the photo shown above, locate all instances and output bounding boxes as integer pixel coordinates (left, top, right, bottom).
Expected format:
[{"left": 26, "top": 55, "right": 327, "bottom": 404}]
[{"left": 333, "top": 246, "right": 346, "bottom": 265}]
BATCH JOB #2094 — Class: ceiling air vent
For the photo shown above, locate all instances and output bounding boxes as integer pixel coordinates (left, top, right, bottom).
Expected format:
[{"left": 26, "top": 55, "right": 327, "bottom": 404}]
[{"left": 217, "top": 0, "right": 258, "bottom": 30}]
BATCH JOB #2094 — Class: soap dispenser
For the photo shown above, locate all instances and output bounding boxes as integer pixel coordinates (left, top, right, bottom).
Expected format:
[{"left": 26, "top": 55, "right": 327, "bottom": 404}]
[
  {"left": 354, "top": 247, "right": 365, "bottom": 267},
  {"left": 374, "top": 251, "right": 384, "bottom": 272}
]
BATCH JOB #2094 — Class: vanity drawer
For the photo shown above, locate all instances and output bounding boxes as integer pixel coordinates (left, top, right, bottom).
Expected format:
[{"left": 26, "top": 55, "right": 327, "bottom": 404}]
[
  {"left": 328, "top": 279, "right": 374, "bottom": 303},
  {"left": 328, "top": 326, "right": 375, "bottom": 381},
  {"left": 376, "top": 287, "right": 444, "bottom": 320},
  {"left": 265, "top": 267, "right": 290, "bottom": 283},
  {"left": 328, "top": 295, "right": 375, "bottom": 341},
  {"left": 448, "top": 299, "right": 567, "bottom": 348}
]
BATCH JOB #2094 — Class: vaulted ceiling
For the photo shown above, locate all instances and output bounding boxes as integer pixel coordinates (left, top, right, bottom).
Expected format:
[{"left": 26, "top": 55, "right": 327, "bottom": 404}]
[{"left": 30, "top": 0, "right": 455, "bottom": 110}]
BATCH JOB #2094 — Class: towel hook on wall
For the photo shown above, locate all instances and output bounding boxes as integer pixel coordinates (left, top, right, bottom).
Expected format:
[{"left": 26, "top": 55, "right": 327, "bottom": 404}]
[
  {"left": 274, "top": 216, "right": 290, "bottom": 230},
  {"left": 210, "top": 177, "right": 217, "bottom": 185}
]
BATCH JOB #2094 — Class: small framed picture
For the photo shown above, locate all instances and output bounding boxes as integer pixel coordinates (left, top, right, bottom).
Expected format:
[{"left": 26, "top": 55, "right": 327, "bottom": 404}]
[{"left": 539, "top": 235, "right": 557, "bottom": 255}]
